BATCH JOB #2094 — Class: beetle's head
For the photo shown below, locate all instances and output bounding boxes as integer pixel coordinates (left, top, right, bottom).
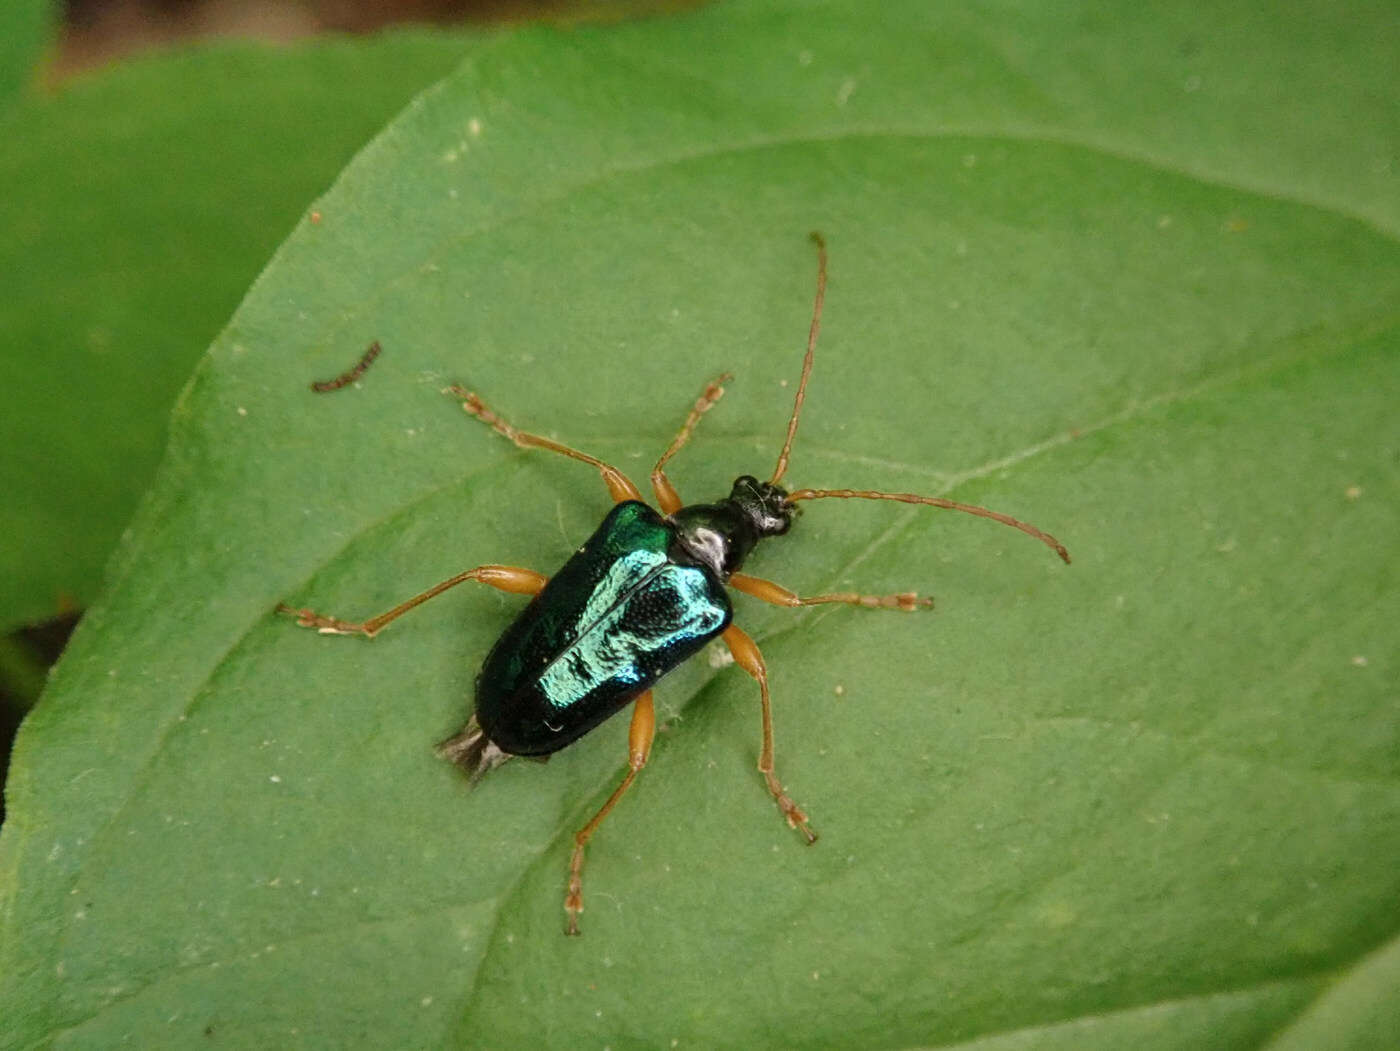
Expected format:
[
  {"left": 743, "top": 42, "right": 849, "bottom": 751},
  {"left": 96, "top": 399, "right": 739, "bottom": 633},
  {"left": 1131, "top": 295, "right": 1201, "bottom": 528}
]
[{"left": 726, "top": 474, "right": 794, "bottom": 538}]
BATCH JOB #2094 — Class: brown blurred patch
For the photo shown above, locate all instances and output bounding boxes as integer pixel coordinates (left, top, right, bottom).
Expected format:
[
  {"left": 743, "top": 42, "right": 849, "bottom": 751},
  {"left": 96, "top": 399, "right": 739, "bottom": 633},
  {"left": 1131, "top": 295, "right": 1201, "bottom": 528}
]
[{"left": 55, "top": 0, "right": 696, "bottom": 79}]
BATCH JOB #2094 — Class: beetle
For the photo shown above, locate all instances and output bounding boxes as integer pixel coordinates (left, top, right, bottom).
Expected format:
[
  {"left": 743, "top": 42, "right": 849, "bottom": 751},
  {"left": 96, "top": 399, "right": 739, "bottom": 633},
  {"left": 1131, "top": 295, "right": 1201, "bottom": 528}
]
[{"left": 280, "top": 233, "right": 1070, "bottom": 934}]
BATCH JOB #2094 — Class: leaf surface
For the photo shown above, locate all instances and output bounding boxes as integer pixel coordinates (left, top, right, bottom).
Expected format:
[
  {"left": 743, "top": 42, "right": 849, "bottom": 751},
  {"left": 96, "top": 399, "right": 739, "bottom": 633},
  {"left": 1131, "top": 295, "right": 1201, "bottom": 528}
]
[{"left": 3, "top": 2, "right": 1397, "bottom": 1047}]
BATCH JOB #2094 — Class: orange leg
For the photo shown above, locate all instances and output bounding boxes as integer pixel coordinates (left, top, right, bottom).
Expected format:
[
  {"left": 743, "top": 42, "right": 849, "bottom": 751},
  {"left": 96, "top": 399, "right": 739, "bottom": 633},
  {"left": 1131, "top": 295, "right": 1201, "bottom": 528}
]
[
  {"left": 729, "top": 572, "right": 933, "bottom": 612},
  {"left": 721, "top": 624, "right": 817, "bottom": 844},
  {"left": 565, "top": 690, "right": 655, "bottom": 936},
  {"left": 277, "top": 564, "right": 547, "bottom": 638},
  {"left": 649, "top": 372, "right": 732, "bottom": 513},
  {"left": 444, "top": 384, "right": 644, "bottom": 504}
]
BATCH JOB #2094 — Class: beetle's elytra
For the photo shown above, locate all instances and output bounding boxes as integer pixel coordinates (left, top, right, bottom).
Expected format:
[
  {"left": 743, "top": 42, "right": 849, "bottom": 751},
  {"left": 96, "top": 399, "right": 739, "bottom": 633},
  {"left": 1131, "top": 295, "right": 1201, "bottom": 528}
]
[
  {"left": 472, "top": 500, "right": 730, "bottom": 757},
  {"left": 280, "top": 233, "right": 1069, "bottom": 935}
]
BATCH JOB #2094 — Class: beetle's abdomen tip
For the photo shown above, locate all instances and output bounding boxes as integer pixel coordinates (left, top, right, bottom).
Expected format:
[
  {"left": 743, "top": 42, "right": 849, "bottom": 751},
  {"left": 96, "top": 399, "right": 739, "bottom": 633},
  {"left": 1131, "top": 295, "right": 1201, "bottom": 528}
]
[{"left": 436, "top": 715, "right": 514, "bottom": 785}]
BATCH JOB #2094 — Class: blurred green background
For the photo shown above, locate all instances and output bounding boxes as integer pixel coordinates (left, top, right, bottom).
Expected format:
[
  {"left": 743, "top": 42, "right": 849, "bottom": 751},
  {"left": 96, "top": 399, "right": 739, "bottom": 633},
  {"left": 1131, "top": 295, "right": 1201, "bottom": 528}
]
[{"left": 2, "top": 0, "right": 648, "bottom": 806}]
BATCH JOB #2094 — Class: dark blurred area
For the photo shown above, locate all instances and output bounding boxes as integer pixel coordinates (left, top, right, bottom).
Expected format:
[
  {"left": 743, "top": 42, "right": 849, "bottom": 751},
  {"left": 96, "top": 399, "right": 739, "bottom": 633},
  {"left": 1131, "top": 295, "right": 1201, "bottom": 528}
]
[
  {"left": 1, "top": 615, "right": 80, "bottom": 816},
  {"left": 57, "top": 0, "right": 622, "bottom": 77}
]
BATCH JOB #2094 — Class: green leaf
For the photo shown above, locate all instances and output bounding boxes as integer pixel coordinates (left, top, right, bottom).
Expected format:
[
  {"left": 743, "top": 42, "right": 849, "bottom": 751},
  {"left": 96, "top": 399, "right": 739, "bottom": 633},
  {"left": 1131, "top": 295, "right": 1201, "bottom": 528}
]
[
  {"left": 4, "top": 1, "right": 1398, "bottom": 1047},
  {"left": 0, "top": 32, "right": 472, "bottom": 631},
  {"left": 0, "top": 0, "right": 51, "bottom": 110}
]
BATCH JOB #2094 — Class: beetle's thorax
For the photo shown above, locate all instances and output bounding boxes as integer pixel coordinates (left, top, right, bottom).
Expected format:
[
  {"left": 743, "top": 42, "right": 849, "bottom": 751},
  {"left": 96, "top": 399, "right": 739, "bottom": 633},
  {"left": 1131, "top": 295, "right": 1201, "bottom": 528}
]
[{"left": 668, "top": 475, "right": 794, "bottom": 579}]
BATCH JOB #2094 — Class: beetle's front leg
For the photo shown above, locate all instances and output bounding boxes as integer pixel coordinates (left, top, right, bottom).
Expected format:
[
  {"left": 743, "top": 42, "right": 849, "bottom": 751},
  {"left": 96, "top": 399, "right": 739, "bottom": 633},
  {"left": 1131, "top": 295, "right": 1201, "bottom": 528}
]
[
  {"left": 565, "top": 690, "right": 655, "bottom": 935},
  {"left": 649, "top": 371, "right": 732, "bottom": 513},
  {"left": 444, "top": 385, "right": 645, "bottom": 505},
  {"left": 720, "top": 624, "right": 817, "bottom": 844}
]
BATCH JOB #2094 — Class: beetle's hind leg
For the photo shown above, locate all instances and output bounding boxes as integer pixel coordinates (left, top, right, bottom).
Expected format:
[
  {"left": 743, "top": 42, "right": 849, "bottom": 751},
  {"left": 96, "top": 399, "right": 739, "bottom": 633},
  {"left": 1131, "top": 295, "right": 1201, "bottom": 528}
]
[
  {"left": 721, "top": 624, "right": 817, "bottom": 844},
  {"left": 729, "top": 572, "right": 933, "bottom": 612},
  {"left": 565, "top": 690, "right": 655, "bottom": 936},
  {"left": 444, "top": 385, "right": 644, "bottom": 504},
  {"left": 277, "top": 564, "right": 547, "bottom": 638}
]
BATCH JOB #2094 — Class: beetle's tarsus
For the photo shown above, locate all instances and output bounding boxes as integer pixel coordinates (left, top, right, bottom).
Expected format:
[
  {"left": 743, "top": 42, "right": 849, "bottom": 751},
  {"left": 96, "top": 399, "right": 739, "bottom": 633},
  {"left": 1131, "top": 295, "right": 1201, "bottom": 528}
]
[
  {"left": 565, "top": 850, "right": 585, "bottom": 936},
  {"left": 767, "top": 776, "right": 817, "bottom": 844},
  {"left": 276, "top": 602, "right": 378, "bottom": 637}
]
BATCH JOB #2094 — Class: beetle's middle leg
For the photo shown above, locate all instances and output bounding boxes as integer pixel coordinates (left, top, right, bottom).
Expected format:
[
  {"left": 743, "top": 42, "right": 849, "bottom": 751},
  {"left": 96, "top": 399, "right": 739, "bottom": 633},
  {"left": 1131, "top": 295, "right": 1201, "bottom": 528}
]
[
  {"left": 728, "top": 572, "right": 933, "bottom": 612},
  {"left": 444, "top": 385, "right": 643, "bottom": 504},
  {"left": 650, "top": 372, "right": 732, "bottom": 513},
  {"left": 565, "top": 690, "right": 655, "bottom": 936},
  {"left": 277, "top": 564, "right": 547, "bottom": 638},
  {"left": 721, "top": 623, "right": 817, "bottom": 844}
]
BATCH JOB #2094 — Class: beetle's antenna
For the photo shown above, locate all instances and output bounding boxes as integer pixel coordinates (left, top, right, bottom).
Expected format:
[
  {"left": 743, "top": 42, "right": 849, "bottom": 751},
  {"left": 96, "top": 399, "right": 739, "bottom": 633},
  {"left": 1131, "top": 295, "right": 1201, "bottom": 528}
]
[
  {"left": 786, "top": 487, "right": 1072, "bottom": 564},
  {"left": 770, "top": 231, "right": 827, "bottom": 487}
]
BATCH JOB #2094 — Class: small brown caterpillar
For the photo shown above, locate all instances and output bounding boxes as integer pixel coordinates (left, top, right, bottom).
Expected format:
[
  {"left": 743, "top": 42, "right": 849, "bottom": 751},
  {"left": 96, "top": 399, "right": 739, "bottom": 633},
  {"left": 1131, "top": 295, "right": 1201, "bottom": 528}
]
[{"left": 311, "top": 341, "right": 381, "bottom": 393}]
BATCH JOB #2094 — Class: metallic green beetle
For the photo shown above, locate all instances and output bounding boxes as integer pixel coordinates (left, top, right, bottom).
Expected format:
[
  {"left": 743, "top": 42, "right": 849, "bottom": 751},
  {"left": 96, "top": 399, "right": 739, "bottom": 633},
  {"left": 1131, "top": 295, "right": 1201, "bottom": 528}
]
[{"left": 281, "top": 234, "right": 1070, "bottom": 934}]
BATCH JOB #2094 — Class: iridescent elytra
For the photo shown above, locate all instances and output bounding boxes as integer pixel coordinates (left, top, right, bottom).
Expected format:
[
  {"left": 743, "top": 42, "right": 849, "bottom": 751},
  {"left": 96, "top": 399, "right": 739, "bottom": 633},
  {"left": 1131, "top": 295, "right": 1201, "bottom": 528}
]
[{"left": 279, "top": 233, "right": 1070, "bottom": 935}]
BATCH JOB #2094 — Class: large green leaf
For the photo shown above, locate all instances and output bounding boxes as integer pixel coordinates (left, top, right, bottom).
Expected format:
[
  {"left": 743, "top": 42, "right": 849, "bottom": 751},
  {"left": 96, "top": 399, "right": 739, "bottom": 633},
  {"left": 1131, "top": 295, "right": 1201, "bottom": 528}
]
[
  {"left": 4, "top": 1, "right": 1398, "bottom": 1047},
  {"left": 0, "top": 32, "right": 471, "bottom": 632}
]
